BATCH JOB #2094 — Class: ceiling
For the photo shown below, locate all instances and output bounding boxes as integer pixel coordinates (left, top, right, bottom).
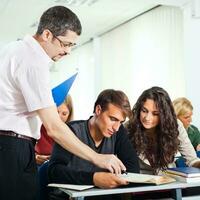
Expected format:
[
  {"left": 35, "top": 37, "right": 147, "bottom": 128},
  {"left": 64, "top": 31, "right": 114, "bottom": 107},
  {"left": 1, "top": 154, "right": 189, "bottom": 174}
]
[{"left": 0, "top": 0, "right": 190, "bottom": 46}]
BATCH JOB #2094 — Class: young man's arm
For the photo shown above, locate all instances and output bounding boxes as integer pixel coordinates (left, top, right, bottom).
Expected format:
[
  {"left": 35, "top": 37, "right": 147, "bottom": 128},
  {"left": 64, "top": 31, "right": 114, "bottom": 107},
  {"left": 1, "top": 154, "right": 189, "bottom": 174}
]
[
  {"left": 48, "top": 143, "right": 128, "bottom": 188},
  {"left": 37, "top": 106, "right": 125, "bottom": 173},
  {"left": 48, "top": 143, "right": 94, "bottom": 185}
]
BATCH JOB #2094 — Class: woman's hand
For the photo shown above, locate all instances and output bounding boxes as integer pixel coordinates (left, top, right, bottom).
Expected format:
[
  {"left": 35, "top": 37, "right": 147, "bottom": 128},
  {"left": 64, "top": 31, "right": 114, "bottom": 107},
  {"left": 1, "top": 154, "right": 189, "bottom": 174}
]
[
  {"left": 35, "top": 154, "right": 50, "bottom": 165},
  {"left": 196, "top": 144, "right": 200, "bottom": 151}
]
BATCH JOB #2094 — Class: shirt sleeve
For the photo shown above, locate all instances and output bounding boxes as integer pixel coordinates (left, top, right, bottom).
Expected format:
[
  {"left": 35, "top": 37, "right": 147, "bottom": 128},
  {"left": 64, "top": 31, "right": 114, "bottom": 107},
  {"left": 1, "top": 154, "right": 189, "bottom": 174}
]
[
  {"left": 15, "top": 61, "right": 54, "bottom": 112},
  {"left": 177, "top": 120, "right": 200, "bottom": 166},
  {"left": 190, "top": 125, "right": 200, "bottom": 149},
  {"left": 115, "top": 125, "right": 140, "bottom": 173}
]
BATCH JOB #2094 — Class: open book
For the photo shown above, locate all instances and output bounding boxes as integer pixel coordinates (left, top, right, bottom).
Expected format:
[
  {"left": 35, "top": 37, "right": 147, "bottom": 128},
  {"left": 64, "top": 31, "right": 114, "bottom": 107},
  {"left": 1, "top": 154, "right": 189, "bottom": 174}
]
[
  {"left": 48, "top": 183, "right": 94, "bottom": 191},
  {"left": 119, "top": 173, "right": 176, "bottom": 185}
]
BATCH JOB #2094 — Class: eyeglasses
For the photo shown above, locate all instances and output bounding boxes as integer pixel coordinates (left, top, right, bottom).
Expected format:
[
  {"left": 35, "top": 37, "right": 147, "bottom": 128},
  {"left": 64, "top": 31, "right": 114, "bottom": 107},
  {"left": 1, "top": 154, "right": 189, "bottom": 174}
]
[{"left": 52, "top": 34, "right": 76, "bottom": 48}]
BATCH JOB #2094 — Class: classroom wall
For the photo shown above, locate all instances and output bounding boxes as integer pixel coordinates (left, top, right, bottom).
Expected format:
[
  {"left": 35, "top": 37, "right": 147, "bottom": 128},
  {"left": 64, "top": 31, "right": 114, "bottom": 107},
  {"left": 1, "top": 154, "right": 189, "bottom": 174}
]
[
  {"left": 51, "top": 42, "right": 96, "bottom": 119},
  {"left": 183, "top": 2, "right": 200, "bottom": 127},
  {"left": 51, "top": 5, "right": 185, "bottom": 120},
  {"left": 99, "top": 6, "right": 184, "bottom": 106}
]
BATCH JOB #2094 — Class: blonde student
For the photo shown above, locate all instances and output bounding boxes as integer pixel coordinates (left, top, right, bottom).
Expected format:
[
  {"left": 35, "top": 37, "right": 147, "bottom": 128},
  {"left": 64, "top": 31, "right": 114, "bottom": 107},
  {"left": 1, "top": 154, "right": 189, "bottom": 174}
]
[{"left": 173, "top": 97, "right": 200, "bottom": 151}]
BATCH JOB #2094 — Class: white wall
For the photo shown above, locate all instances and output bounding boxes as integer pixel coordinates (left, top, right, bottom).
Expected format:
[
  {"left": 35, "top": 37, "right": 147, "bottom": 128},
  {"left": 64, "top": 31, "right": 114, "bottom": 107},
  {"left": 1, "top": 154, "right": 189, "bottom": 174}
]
[
  {"left": 182, "top": 2, "right": 200, "bottom": 127},
  {"left": 51, "top": 41, "right": 96, "bottom": 120},
  {"left": 100, "top": 6, "right": 184, "bottom": 106},
  {"left": 51, "top": 6, "right": 185, "bottom": 121}
]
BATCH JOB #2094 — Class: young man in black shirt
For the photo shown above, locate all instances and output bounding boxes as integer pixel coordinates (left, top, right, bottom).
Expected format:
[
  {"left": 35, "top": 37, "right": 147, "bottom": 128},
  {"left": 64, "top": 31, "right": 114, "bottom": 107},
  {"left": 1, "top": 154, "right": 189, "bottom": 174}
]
[{"left": 48, "top": 89, "right": 139, "bottom": 199}]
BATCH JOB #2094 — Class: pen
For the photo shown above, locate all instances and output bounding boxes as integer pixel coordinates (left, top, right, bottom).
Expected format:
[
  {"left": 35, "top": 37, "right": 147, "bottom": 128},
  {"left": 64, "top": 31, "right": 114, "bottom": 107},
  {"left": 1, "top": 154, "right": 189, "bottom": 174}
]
[{"left": 122, "top": 170, "right": 128, "bottom": 175}]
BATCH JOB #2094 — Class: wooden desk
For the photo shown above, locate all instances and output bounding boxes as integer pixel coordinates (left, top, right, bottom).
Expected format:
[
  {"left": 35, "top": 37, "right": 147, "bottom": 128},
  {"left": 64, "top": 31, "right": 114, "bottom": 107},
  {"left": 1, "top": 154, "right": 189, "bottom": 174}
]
[{"left": 60, "top": 181, "right": 200, "bottom": 200}]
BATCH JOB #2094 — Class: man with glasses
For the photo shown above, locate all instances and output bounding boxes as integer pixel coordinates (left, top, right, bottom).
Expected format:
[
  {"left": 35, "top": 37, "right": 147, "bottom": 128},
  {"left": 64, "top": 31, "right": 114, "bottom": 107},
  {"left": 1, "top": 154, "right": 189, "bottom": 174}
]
[
  {"left": 53, "top": 33, "right": 76, "bottom": 48},
  {"left": 0, "top": 6, "right": 125, "bottom": 200}
]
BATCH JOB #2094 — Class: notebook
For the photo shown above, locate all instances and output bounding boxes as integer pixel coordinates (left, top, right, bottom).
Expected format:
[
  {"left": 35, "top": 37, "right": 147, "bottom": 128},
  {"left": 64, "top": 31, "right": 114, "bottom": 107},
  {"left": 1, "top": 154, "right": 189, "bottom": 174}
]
[
  {"left": 119, "top": 173, "right": 176, "bottom": 185},
  {"left": 48, "top": 183, "right": 94, "bottom": 191},
  {"left": 166, "top": 167, "right": 200, "bottom": 178},
  {"left": 165, "top": 172, "right": 200, "bottom": 183}
]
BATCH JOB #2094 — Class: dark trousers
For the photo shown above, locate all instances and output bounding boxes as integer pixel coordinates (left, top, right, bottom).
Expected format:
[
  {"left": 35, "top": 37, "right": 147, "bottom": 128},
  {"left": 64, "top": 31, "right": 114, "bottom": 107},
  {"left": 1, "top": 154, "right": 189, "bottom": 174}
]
[{"left": 0, "top": 134, "right": 38, "bottom": 200}]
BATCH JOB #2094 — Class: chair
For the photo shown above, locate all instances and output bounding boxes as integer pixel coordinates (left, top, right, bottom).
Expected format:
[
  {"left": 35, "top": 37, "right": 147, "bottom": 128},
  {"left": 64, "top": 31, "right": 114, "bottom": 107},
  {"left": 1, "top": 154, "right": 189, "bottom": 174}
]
[
  {"left": 196, "top": 151, "right": 200, "bottom": 158},
  {"left": 38, "top": 160, "right": 49, "bottom": 200},
  {"left": 175, "top": 151, "right": 200, "bottom": 167},
  {"left": 175, "top": 156, "right": 187, "bottom": 167}
]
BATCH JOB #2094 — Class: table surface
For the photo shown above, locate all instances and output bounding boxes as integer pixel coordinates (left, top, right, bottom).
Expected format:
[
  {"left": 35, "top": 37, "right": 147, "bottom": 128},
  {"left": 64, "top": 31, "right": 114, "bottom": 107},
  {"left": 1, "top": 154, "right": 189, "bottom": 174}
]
[{"left": 60, "top": 181, "right": 200, "bottom": 198}]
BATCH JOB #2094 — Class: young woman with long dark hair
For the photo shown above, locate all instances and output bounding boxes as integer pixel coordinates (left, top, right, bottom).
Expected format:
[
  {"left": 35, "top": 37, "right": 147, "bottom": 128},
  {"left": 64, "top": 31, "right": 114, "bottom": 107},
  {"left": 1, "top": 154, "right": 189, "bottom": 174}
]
[{"left": 126, "top": 86, "right": 200, "bottom": 174}]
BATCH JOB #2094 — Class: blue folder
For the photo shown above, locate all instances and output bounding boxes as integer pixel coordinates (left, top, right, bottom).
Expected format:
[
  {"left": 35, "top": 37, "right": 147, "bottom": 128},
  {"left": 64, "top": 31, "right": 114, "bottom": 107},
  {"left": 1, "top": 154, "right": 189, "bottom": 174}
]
[{"left": 52, "top": 73, "right": 77, "bottom": 106}]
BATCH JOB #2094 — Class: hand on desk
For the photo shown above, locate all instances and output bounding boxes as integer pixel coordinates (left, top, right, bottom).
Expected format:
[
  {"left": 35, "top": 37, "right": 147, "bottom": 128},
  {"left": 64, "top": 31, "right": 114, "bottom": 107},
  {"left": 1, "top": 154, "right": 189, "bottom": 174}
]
[
  {"left": 35, "top": 154, "right": 50, "bottom": 165},
  {"left": 192, "top": 161, "right": 200, "bottom": 168},
  {"left": 93, "top": 172, "right": 129, "bottom": 189},
  {"left": 93, "top": 154, "right": 126, "bottom": 174},
  {"left": 196, "top": 144, "right": 200, "bottom": 151}
]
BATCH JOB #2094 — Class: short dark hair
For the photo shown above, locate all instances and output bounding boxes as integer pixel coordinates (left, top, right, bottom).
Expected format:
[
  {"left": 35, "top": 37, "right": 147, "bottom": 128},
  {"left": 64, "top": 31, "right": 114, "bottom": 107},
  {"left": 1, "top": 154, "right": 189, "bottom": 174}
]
[
  {"left": 36, "top": 6, "right": 82, "bottom": 36},
  {"left": 93, "top": 89, "right": 132, "bottom": 118}
]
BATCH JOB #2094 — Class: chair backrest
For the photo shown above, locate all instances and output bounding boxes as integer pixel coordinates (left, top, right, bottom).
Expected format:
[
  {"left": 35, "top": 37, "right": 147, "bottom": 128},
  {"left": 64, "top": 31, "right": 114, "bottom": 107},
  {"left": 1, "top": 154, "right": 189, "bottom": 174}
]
[
  {"left": 176, "top": 151, "right": 200, "bottom": 167},
  {"left": 38, "top": 161, "right": 49, "bottom": 200},
  {"left": 196, "top": 151, "right": 200, "bottom": 158},
  {"left": 175, "top": 156, "right": 187, "bottom": 167}
]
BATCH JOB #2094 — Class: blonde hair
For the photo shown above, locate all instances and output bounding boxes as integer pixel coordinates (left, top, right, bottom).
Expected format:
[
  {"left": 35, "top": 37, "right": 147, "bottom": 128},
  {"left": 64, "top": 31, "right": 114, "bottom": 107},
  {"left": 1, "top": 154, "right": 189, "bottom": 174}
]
[
  {"left": 63, "top": 94, "right": 74, "bottom": 122},
  {"left": 173, "top": 97, "right": 193, "bottom": 117}
]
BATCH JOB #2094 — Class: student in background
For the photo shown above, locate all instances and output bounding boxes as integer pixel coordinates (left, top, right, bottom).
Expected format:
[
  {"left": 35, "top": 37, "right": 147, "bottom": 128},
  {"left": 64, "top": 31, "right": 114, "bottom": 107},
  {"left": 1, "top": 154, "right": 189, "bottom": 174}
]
[
  {"left": 0, "top": 6, "right": 125, "bottom": 200},
  {"left": 173, "top": 97, "right": 200, "bottom": 151},
  {"left": 35, "top": 95, "right": 74, "bottom": 165},
  {"left": 48, "top": 89, "right": 139, "bottom": 200},
  {"left": 126, "top": 86, "right": 200, "bottom": 175}
]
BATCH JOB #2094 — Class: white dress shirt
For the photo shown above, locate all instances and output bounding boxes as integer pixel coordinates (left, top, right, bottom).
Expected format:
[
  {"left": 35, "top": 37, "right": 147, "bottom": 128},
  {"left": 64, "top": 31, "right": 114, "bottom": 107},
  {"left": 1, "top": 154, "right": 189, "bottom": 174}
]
[{"left": 0, "top": 35, "right": 55, "bottom": 139}]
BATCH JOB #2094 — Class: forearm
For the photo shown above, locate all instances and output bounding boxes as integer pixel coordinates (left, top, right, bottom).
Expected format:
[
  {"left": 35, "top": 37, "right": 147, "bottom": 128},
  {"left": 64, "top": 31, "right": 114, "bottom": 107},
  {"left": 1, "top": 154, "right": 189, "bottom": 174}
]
[
  {"left": 191, "top": 160, "right": 200, "bottom": 168},
  {"left": 38, "top": 106, "right": 97, "bottom": 163},
  {"left": 37, "top": 106, "right": 126, "bottom": 173},
  {"left": 35, "top": 154, "right": 50, "bottom": 165},
  {"left": 50, "top": 123, "right": 98, "bottom": 163}
]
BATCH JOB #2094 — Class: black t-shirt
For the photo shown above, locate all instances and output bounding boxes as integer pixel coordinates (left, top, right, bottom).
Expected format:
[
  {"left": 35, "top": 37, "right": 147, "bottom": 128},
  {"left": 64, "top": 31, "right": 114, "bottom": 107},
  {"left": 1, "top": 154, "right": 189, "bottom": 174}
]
[{"left": 48, "top": 119, "right": 139, "bottom": 185}]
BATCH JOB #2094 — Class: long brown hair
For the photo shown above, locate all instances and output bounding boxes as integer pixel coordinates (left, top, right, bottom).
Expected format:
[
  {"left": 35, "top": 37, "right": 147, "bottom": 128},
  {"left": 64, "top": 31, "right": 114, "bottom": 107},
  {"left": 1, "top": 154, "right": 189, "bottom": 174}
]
[
  {"left": 64, "top": 94, "right": 74, "bottom": 122},
  {"left": 127, "top": 87, "right": 179, "bottom": 173}
]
